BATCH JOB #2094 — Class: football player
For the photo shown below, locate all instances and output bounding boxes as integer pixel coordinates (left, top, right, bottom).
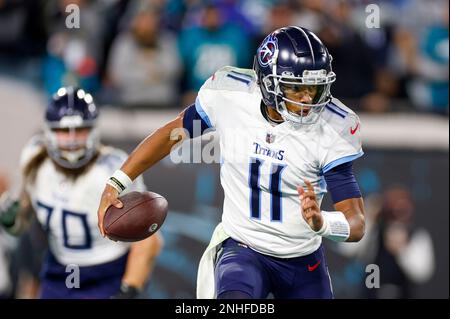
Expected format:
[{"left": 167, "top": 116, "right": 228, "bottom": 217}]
[
  {"left": 97, "top": 26, "right": 365, "bottom": 299},
  {"left": 0, "top": 87, "right": 163, "bottom": 298}
]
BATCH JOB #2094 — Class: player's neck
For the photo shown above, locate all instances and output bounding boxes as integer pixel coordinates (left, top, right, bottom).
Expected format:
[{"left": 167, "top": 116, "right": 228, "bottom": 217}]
[{"left": 261, "top": 103, "right": 284, "bottom": 125}]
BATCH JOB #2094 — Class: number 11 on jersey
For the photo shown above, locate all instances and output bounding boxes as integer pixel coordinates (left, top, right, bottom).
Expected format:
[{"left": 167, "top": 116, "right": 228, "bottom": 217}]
[{"left": 249, "top": 158, "right": 286, "bottom": 222}]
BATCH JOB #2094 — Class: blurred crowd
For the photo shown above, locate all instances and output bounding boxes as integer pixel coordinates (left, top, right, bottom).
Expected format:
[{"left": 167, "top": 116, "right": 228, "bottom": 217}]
[
  {"left": 336, "top": 186, "right": 435, "bottom": 298},
  {"left": 0, "top": 0, "right": 448, "bottom": 114}
]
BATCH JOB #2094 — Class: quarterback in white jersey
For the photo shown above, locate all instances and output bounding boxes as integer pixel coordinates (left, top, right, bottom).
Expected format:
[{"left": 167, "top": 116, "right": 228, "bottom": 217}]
[
  {"left": 97, "top": 26, "right": 365, "bottom": 299},
  {"left": 197, "top": 67, "right": 363, "bottom": 259},
  {"left": 0, "top": 87, "right": 162, "bottom": 299}
]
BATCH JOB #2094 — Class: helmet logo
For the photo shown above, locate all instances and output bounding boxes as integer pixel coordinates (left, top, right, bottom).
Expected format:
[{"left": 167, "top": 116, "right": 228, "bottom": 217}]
[
  {"left": 258, "top": 34, "right": 278, "bottom": 67},
  {"left": 59, "top": 115, "right": 83, "bottom": 127}
]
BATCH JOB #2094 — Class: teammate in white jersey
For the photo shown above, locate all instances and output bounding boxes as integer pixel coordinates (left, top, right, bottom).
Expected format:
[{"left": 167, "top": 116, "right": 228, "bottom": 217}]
[
  {"left": 97, "top": 26, "right": 366, "bottom": 299},
  {"left": 0, "top": 87, "right": 162, "bottom": 298}
]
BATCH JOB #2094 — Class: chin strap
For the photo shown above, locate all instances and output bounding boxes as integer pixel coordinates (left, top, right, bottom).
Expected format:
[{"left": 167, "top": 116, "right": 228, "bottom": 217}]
[{"left": 260, "top": 103, "right": 284, "bottom": 125}]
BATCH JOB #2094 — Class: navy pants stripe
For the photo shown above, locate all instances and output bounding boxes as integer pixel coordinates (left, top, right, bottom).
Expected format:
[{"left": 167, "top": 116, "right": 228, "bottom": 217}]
[{"left": 215, "top": 238, "right": 333, "bottom": 299}]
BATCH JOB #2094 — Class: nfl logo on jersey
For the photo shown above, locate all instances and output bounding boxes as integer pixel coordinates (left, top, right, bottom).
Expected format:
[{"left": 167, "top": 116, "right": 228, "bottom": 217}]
[{"left": 266, "top": 132, "right": 275, "bottom": 143}]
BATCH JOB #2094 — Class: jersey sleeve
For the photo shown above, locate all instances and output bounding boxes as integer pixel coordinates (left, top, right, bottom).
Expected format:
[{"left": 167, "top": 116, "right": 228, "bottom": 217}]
[
  {"left": 195, "top": 71, "right": 223, "bottom": 129},
  {"left": 195, "top": 90, "right": 216, "bottom": 129},
  {"left": 320, "top": 112, "right": 364, "bottom": 174},
  {"left": 182, "top": 103, "right": 211, "bottom": 138},
  {"left": 195, "top": 66, "right": 257, "bottom": 130},
  {"left": 324, "top": 162, "right": 362, "bottom": 202}
]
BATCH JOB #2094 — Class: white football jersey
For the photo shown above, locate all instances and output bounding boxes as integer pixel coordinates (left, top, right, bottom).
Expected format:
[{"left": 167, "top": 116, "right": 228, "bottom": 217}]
[
  {"left": 197, "top": 66, "right": 363, "bottom": 258},
  {"left": 20, "top": 136, "right": 146, "bottom": 266}
]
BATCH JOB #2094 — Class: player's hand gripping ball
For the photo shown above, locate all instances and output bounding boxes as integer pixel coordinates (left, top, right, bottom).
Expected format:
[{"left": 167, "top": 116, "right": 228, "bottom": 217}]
[{"left": 104, "top": 191, "right": 168, "bottom": 242}]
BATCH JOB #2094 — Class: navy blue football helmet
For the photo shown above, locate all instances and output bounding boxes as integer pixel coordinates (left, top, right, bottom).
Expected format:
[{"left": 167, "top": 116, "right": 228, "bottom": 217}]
[
  {"left": 254, "top": 26, "right": 336, "bottom": 124},
  {"left": 44, "top": 87, "right": 100, "bottom": 169}
]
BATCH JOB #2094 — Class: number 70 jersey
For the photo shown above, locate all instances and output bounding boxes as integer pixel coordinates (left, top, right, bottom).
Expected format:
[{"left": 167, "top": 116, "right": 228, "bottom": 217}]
[
  {"left": 196, "top": 67, "right": 363, "bottom": 258},
  {"left": 21, "top": 138, "right": 146, "bottom": 266}
]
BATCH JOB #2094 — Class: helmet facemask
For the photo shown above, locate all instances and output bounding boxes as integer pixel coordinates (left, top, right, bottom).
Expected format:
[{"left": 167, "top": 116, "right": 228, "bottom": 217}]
[
  {"left": 44, "top": 115, "right": 99, "bottom": 169},
  {"left": 263, "top": 69, "right": 336, "bottom": 125}
]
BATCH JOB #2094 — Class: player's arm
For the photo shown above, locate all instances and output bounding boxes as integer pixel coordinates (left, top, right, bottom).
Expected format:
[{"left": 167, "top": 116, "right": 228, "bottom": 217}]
[
  {"left": 0, "top": 190, "right": 34, "bottom": 236},
  {"left": 298, "top": 162, "right": 365, "bottom": 242},
  {"left": 97, "top": 104, "right": 210, "bottom": 236},
  {"left": 112, "top": 232, "right": 164, "bottom": 298},
  {"left": 120, "top": 103, "right": 210, "bottom": 181}
]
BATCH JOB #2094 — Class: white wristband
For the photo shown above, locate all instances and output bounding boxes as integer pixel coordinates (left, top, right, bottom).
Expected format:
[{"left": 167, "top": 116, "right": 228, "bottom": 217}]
[
  {"left": 107, "top": 170, "right": 133, "bottom": 194},
  {"left": 316, "top": 211, "right": 350, "bottom": 242}
]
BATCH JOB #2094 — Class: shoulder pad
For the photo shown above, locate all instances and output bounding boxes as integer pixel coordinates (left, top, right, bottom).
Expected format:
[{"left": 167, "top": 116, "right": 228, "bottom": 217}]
[
  {"left": 322, "top": 98, "right": 359, "bottom": 134},
  {"left": 320, "top": 98, "right": 362, "bottom": 152},
  {"left": 96, "top": 146, "right": 128, "bottom": 173},
  {"left": 201, "top": 66, "right": 257, "bottom": 93}
]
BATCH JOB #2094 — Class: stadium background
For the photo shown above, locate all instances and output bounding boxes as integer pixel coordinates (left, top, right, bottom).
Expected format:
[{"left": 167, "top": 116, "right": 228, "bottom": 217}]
[{"left": 0, "top": 0, "right": 448, "bottom": 299}]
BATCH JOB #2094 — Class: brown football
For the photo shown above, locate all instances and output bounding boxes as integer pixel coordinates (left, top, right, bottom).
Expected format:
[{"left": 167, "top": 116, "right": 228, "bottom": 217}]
[{"left": 104, "top": 191, "right": 168, "bottom": 242}]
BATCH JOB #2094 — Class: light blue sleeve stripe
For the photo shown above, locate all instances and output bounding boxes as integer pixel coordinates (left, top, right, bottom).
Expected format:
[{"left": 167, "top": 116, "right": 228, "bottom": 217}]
[
  {"left": 195, "top": 96, "right": 213, "bottom": 128},
  {"left": 322, "top": 150, "right": 364, "bottom": 174}
]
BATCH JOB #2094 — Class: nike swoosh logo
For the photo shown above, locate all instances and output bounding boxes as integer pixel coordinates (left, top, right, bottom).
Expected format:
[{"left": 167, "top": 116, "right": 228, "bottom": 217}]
[
  {"left": 350, "top": 123, "right": 359, "bottom": 135},
  {"left": 308, "top": 260, "right": 321, "bottom": 272}
]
